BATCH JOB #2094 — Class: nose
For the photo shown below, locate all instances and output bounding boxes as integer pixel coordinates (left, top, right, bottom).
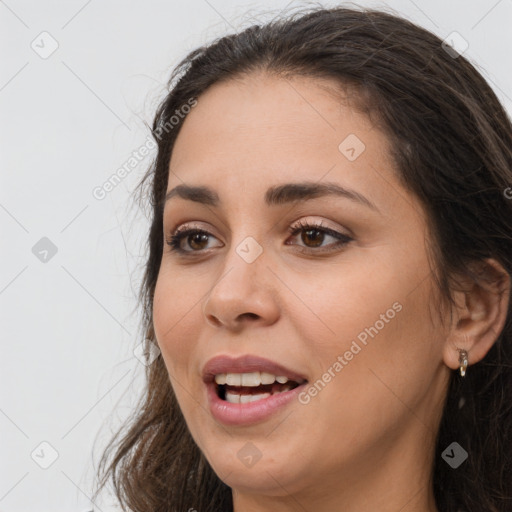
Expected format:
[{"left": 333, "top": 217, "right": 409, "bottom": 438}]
[{"left": 202, "top": 237, "right": 280, "bottom": 331}]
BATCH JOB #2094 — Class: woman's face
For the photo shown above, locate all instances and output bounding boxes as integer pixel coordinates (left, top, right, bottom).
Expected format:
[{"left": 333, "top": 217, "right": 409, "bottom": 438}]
[{"left": 153, "top": 73, "right": 451, "bottom": 502}]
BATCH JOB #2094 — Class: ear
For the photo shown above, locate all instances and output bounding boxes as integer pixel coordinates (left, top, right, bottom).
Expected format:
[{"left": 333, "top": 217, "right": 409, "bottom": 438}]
[{"left": 443, "top": 258, "right": 510, "bottom": 372}]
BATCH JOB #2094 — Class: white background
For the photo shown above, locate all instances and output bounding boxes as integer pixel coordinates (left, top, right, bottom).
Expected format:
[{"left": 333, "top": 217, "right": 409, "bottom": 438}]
[{"left": 1, "top": 0, "right": 511, "bottom": 510}]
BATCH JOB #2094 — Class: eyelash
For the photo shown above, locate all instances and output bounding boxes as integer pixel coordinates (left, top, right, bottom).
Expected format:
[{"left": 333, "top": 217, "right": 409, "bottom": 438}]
[{"left": 165, "top": 220, "right": 353, "bottom": 256}]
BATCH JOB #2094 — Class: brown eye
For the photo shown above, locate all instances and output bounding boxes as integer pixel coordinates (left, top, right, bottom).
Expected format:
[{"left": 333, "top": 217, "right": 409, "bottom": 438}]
[
  {"left": 187, "top": 232, "right": 210, "bottom": 250},
  {"left": 287, "top": 220, "right": 353, "bottom": 253},
  {"left": 300, "top": 227, "right": 325, "bottom": 247},
  {"left": 165, "top": 227, "right": 221, "bottom": 253}
]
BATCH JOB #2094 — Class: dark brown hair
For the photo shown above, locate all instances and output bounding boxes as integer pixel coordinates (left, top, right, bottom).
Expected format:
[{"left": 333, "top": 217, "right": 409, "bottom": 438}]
[{"left": 92, "top": 5, "right": 512, "bottom": 511}]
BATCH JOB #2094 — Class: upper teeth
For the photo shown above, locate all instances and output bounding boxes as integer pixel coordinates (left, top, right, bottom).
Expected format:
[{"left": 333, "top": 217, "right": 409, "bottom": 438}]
[{"left": 215, "top": 372, "right": 291, "bottom": 386}]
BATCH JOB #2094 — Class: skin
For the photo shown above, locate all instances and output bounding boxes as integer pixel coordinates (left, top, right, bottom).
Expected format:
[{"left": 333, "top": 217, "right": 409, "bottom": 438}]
[{"left": 152, "top": 73, "right": 510, "bottom": 512}]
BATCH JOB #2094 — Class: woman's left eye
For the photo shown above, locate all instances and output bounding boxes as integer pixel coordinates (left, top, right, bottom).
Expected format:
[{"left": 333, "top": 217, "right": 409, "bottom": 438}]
[
  {"left": 165, "top": 220, "right": 353, "bottom": 255},
  {"left": 286, "top": 220, "right": 353, "bottom": 253}
]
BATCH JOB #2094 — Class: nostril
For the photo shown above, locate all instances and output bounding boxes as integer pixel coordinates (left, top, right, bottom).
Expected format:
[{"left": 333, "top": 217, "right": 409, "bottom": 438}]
[
  {"left": 238, "top": 312, "right": 259, "bottom": 321},
  {"left": 205, "top": 314, "right": 222, "bottom": 327}
]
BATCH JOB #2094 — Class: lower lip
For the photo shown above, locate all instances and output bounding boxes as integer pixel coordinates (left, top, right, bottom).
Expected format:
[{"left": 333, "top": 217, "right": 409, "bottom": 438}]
[{"left": 206, "top": 382, "right": 307, "bottom": 426}]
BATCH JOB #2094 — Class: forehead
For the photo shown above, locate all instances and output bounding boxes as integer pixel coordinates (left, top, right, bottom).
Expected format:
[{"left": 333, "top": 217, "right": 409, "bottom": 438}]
[{"left": 171, "top": 74, "right": 386, "bottom": 168}]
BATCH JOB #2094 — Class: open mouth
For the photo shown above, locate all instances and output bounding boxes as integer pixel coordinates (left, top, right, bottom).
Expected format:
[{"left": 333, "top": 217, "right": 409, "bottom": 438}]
[{"left": 214, "top": 372, "right": 306, "bottom": 404}]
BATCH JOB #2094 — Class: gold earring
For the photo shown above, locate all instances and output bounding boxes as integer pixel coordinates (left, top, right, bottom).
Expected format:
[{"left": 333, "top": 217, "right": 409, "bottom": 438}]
[{"left": 458, "top": 349, "right": 468, "bottom": 377}]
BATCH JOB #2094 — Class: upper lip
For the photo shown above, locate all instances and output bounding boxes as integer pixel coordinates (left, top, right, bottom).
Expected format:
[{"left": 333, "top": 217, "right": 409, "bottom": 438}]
[{"left": 202, "top": 354, "right": 308, "bottom": 384}]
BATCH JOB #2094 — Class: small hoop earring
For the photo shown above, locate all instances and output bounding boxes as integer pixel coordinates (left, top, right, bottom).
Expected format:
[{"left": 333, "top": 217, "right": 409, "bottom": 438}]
[{"left": 458, "top": 349, "right": 468, "bottom": 377}]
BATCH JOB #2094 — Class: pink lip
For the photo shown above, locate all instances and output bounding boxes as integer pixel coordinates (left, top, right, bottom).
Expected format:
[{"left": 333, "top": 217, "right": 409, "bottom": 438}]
[{"left": 202, "top": 354, "right": 308, "bottom": 426}]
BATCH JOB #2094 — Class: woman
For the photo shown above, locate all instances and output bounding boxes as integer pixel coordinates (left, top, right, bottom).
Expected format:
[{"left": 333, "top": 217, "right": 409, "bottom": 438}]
[{"left": 93, "top": 6, "right": 512, "bottom": 511}]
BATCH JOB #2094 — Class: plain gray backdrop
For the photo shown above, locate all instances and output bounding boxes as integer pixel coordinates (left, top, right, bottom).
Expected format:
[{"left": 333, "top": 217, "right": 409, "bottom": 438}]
[{"left": 1, "top": 0, "right": 511, "bottom": 510}]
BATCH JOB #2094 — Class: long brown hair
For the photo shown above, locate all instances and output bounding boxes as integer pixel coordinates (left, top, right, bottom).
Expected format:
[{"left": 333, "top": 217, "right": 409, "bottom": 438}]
[{"left": 92, "top": 6, "right": 512, "bottom": 511}]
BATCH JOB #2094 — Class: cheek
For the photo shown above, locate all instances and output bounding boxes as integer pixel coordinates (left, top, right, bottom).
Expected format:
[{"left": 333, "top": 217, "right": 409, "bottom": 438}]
[
  {"left": 292, "top": 248, "right": 441, "bottom": 420},
  {"left": 300, "top": 273, "right": 441, "bottom": 442},
  {"left": 152, "top": 268, "right": 204, "bottom": 374},
  {"left": 152, "top": 271, "right": 210, "bottom": 435},
  {"left": 284, "top": 255, "right": 405, "bottom": 349}
]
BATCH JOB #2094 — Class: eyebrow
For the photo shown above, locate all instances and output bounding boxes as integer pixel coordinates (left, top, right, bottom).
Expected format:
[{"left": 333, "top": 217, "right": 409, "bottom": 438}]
[{"left": 164, "top": 181, "right": 378, "bottom": 212}]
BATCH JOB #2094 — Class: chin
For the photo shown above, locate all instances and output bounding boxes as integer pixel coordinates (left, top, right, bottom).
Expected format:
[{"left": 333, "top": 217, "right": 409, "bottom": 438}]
[
  {"left": 217, "top": 464, "right": 301, "bottom": 497},
  {"left": 201, "top": 440, "right": 310, "bottom": 497}
]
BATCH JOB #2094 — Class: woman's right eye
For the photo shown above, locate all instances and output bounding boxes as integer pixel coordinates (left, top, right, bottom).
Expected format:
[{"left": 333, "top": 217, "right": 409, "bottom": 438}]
[{"left": 165, "top": 227, "right": 222, "bottom": 254}]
